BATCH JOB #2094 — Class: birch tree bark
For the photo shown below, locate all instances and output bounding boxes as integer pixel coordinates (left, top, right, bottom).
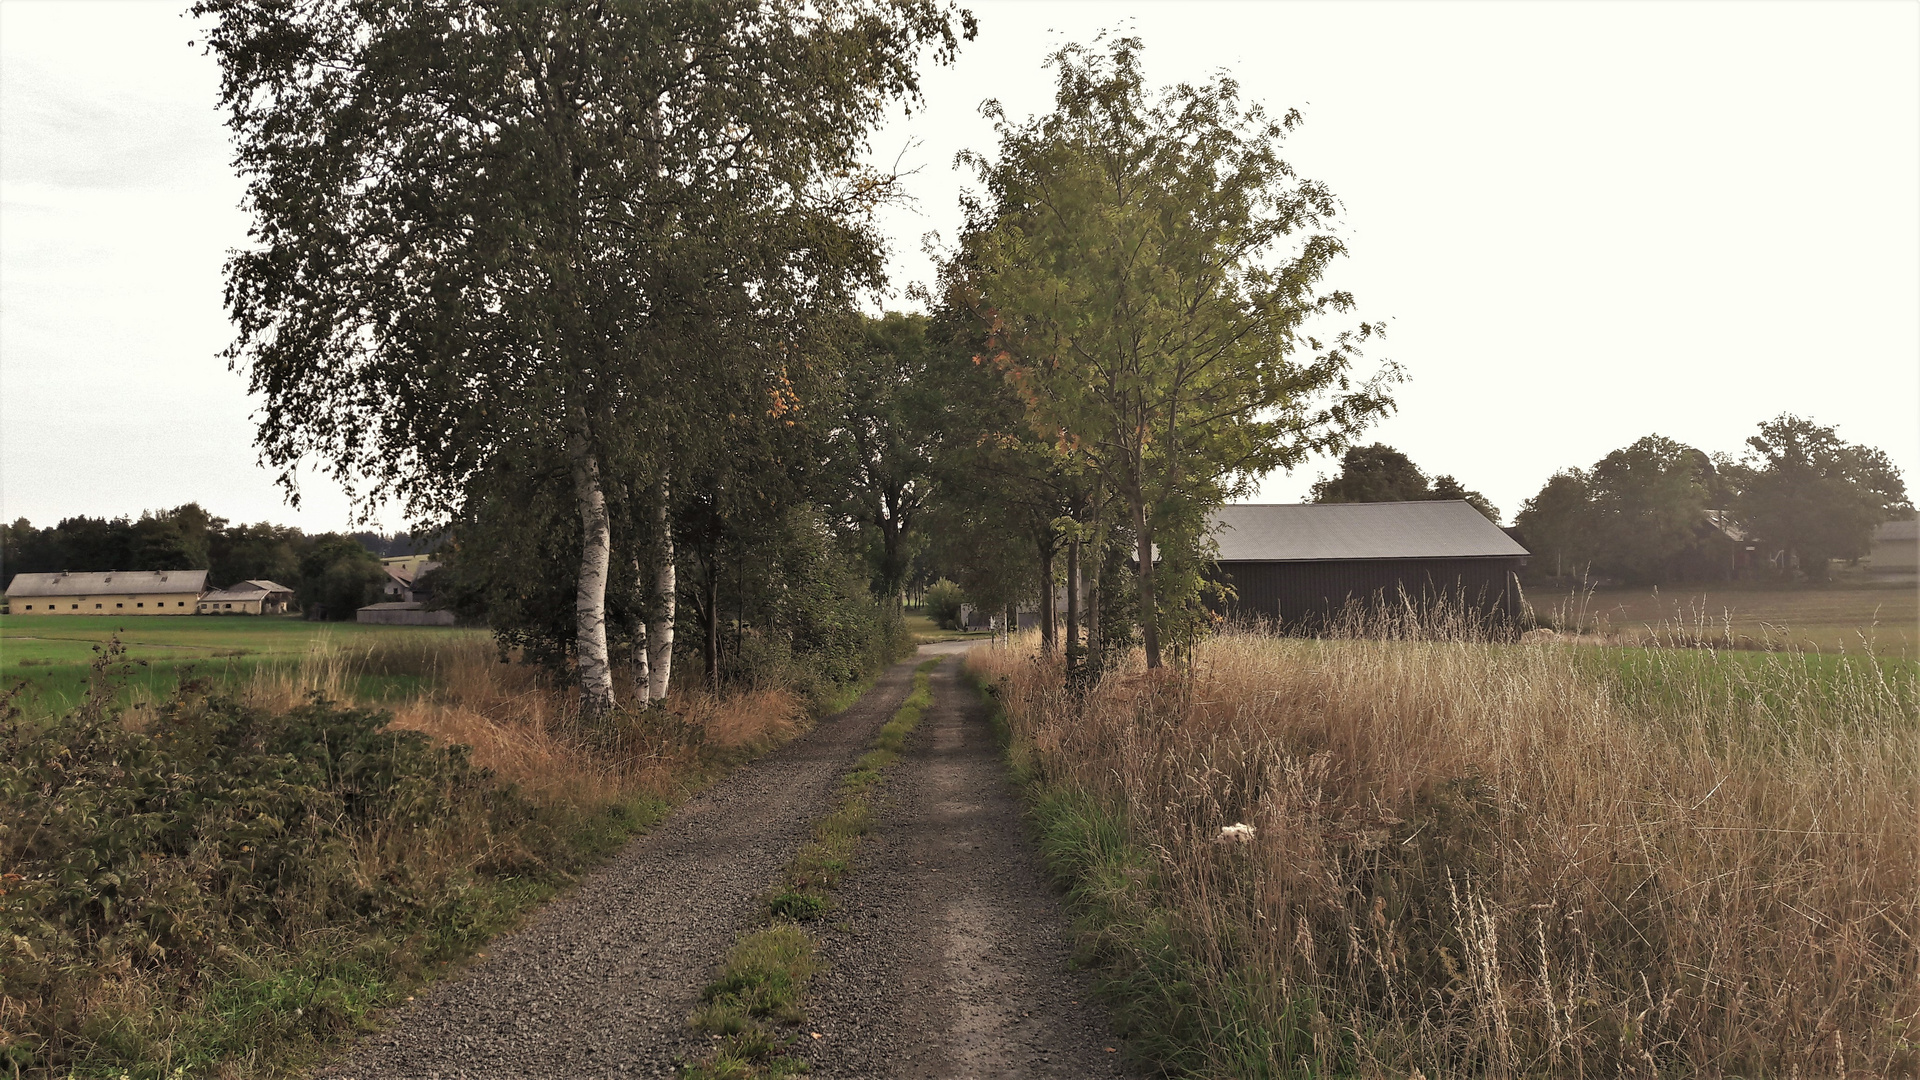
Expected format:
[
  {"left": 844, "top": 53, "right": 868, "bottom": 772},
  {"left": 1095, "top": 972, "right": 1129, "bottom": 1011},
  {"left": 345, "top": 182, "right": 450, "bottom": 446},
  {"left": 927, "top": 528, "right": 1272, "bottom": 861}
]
[
  {"left": 568, "top": 423, "right": 616, "bottom": 718},
  {"left": 647, "top": 482, "right": 676, "bottom": 702},
  {"left": 628, "top": 565, "right": 651, "bottom": 706}
]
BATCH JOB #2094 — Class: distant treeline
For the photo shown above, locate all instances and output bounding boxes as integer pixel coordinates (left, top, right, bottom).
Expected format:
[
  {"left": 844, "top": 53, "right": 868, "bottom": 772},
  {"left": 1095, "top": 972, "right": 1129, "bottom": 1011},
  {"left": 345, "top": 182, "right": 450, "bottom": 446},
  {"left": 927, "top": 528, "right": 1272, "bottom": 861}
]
[
  {"left": 1316, "top": 416, "right": 1912, "bottom": 585},
  {"left": 0, "top": 505, "right": 436, "bottom": 618}
]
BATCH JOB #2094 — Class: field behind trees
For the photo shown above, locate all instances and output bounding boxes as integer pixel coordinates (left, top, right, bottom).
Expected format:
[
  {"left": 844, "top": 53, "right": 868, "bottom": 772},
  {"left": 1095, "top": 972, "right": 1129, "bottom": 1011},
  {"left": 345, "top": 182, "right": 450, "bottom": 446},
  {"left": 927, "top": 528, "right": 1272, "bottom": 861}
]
[
  {"left": 970, "top": 625, "right": 1918, "bottom": 1078},
  {"left": 1529, "top": 580, "right": 1918, "bottom": 657},
  {"left": 0, "top": 614, "right": 486, "bottom": 716}
]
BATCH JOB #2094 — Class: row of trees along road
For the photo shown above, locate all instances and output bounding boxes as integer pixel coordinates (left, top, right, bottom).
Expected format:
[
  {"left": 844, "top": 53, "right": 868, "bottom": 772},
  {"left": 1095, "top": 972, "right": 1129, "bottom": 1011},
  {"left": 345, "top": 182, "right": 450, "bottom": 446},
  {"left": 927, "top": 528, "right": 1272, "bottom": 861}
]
[
  {"left": 198, "top": 10, "right": 1403, "bottom": 699},
  {"left": 198, "top": 0, "right": 974, "bottom": 717},
  {"left": 940, "top": 37, "right": 1398, "bottom": 671}
]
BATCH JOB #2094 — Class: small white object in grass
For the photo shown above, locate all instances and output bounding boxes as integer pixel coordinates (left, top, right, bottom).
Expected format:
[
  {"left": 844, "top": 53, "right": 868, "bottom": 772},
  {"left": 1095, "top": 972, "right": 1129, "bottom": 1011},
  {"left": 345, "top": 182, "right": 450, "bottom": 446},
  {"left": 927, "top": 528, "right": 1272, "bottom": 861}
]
[{"left": 1219, "top": 822, "right": 1255, "bottom": 843}]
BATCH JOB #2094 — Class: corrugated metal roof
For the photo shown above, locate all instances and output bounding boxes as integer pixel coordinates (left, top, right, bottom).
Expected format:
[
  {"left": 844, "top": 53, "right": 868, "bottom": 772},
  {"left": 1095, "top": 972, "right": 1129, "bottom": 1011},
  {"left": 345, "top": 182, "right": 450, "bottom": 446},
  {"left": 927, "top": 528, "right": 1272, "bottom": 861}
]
[
  {"left": 1209, "top": 502, "right": 1529, "bottom": 562},
  {"left": 6, "top": 570, "right": 209, "bottom": 597}
]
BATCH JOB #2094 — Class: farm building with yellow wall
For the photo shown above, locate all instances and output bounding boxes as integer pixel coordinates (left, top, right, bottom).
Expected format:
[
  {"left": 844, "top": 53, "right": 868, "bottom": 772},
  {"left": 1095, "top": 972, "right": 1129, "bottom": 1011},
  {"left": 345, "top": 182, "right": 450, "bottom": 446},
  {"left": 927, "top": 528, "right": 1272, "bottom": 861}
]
[{"left": 5, "top": 570, "right": 208, "bottom": 615}]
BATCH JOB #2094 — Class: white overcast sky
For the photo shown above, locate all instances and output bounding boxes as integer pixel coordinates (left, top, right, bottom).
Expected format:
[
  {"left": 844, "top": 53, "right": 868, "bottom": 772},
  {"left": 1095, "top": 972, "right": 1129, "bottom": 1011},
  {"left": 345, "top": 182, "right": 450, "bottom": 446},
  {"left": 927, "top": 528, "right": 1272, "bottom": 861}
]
[{"left": 2, "top": 1, "right": 1916, "bottom": 532}]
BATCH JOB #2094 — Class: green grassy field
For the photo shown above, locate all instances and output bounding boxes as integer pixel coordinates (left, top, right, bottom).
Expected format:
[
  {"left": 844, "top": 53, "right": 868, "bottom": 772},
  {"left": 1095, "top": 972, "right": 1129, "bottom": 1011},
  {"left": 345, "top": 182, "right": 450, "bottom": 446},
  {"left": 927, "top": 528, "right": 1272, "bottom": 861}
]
[
  {"left": 1529, "top": 580, "right": 1918, "bottom": 657},
  {"left": 902, "top": 611, "right": 995, "bottom": 644},
  {"left": 0, "top": 613, "right": 488, "bottom": 715}
]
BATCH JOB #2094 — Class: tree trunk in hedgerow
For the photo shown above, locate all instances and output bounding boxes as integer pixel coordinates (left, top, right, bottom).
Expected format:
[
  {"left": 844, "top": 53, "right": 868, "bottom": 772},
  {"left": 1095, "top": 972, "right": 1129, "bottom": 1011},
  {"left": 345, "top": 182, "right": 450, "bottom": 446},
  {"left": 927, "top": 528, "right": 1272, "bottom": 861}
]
[
  {"left": 647, "top": 482, "right": 675, "bottom": 702},
  {"left": 704, "top": 563, "right": 721, "bottom": 692},
  {"left": 1132, "top": 492, "right": 1162, "bottom": 669},
  {"left": 1037, "top": 541, "right": 1057, "bottom": 654},
  {"left": 568, "top": 425, "right": 617, "bottom": 718},
  {"left": 1065, "top": 535, "right": 1081, "bottom": 674},
  {"left": 628, "top": 597, "right": 650, "bottom": 706}
]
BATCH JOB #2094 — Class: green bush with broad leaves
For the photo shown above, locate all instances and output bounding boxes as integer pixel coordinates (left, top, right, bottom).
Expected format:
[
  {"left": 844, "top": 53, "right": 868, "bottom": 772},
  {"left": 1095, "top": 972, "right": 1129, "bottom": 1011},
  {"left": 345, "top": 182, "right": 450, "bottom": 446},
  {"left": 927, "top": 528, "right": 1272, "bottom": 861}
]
[{"left": 922, "top": 579, "right": 967, "bottom": 631}]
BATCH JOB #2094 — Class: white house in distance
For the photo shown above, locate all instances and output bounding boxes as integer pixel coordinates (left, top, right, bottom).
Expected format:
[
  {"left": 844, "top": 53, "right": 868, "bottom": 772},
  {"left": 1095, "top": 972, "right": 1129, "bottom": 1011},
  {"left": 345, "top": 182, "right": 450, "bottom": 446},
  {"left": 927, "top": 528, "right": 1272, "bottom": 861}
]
[
  {"left": 5, "top": 570, "right": 208, "bottom": 615},
  {"left": 1868, "top": 519, "right": 1917, "bottom": 580},
  {"left": 380, "top": 555, "right": 441, "bottom": 603}
]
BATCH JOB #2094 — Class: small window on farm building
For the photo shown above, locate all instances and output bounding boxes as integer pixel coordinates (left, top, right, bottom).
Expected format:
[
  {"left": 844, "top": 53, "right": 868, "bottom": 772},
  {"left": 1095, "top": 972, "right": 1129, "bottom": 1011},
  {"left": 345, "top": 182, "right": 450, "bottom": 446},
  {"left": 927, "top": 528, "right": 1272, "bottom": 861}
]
[
  {"left": 137, "top": 602, "right": 144, "bottom": 608},
  {"left": 224, "top": 603, "right": 231, "bottom": 609},
  {"left": 116, "top": 603, "right": 124, "bottom": 608}
]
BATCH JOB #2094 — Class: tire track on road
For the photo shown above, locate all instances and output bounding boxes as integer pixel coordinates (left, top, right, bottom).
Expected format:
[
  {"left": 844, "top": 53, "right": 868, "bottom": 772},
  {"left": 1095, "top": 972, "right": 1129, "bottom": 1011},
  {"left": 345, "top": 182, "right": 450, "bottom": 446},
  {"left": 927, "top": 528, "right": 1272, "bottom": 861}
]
[
  {"left": 326, "top": 656, "right": 924, "bottom": 1080},
  {"left": 801, "top": 651, "right": 1135, "bottom": 1079}
]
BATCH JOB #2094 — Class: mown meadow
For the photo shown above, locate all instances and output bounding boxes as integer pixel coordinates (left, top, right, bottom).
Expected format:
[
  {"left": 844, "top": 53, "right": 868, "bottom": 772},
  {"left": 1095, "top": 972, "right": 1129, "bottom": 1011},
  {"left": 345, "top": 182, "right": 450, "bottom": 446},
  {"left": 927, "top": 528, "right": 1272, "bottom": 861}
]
[{"left": 970, "top": 625, "right": 1919, "bottom": 1078}]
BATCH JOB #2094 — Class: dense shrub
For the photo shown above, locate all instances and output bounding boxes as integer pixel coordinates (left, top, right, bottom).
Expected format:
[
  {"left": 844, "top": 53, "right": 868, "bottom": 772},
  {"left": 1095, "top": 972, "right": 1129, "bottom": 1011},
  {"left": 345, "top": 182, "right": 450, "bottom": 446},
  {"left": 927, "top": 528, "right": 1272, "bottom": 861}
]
[
  {"left": 723, "top": 588, "right": 912, "bottom": 710},
  {"left": 922, "top": 579, "right": 966, "bottom": 630},
  {"left": 0, "top": 651, "right": 511, "bottom": 1073}
]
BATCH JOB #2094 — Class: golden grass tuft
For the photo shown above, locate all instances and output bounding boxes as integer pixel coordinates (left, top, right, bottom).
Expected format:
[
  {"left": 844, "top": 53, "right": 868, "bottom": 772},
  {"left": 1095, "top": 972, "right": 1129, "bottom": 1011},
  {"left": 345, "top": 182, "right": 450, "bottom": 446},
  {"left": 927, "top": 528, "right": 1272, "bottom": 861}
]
[
  {"left": 236, "top": 634, "right": 806, "bottom": 809},
  {"left": 972, "top": 625, "right": 1919, "bottom": 1077}
]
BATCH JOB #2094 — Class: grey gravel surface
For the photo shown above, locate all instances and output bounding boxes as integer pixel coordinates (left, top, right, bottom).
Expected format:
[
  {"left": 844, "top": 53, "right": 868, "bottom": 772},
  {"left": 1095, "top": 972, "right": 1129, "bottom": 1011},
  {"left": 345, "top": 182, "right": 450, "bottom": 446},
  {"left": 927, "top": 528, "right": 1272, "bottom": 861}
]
[
  {"left": 799, "top": 649, "right": 1136, "bottom": 1079},
  {"left": 325, "top": 658, "right": 922, "bottom": 1080},
  {"left": 324, "top": 642, "right": 1131, "bottom": 1079}
]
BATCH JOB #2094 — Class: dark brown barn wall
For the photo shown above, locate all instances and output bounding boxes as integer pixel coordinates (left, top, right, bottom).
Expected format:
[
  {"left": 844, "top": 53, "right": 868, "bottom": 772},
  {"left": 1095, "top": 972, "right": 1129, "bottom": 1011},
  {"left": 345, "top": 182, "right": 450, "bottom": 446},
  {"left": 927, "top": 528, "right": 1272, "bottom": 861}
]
[{"left": 1210, "top": 557, "right": 1526, "bottom": 630}]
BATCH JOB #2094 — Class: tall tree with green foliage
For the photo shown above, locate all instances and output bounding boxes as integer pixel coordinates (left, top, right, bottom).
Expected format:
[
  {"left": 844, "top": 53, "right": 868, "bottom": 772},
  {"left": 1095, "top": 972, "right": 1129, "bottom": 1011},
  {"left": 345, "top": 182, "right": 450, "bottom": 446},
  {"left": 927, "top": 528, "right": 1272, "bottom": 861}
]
[
  {"left": 1514, "top": 469, "right": 1596, "bottom": 580},
  {"left": 1312, "top": 443, "right": 1500, "bottom": 521},
  {"left": 1727, "top": 414, "right": 1910, "bottom": 581},
  {"left": 952, "top": 36, "right": 1395, "bottom": 667},
  {"left": 1585, "top": 435, "right": 1721, "bottom": 583},
  {"left": 196, "top": 0, "right": 971, "bottom": 716},
  {"left": 827, "top": 312, "right": 950, "bottom": 609}
]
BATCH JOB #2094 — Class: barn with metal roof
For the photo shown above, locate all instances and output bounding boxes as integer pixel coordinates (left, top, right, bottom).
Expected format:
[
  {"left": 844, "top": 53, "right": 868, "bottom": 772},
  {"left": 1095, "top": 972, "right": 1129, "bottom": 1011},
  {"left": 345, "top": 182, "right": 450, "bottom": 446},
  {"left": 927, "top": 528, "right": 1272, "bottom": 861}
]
[
  {"left": 5, "top": 570, "right": 208, "bottom": 615},
  {"left": 1206, "top": 501, "right": 1529, "bottom": 629}
]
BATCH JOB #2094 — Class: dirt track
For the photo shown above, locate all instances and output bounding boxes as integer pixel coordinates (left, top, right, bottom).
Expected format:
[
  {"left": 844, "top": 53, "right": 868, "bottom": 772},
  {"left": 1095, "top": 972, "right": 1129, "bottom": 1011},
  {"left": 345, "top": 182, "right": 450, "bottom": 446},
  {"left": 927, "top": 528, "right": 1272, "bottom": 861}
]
[
  {"left": 326, "top": 643, "right": 1129, "bottom": 1079},
  {"left": 797, "top": 649, "right": 1133, "bottom": 1079}
]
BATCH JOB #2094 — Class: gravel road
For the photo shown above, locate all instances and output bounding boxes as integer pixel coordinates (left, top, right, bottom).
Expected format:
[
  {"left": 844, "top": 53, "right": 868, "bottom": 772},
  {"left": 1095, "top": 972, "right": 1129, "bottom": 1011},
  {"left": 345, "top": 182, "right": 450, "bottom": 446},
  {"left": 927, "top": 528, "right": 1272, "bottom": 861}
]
[
  {"left": 326, "top": 659, "right": 921, "bottom": 1079},
  {"left": 798, "top": 647, "right": 1134, "bottom": 1079},
  {"left": 324, "top": 642, "right": 1131, "bottom": 1079}
]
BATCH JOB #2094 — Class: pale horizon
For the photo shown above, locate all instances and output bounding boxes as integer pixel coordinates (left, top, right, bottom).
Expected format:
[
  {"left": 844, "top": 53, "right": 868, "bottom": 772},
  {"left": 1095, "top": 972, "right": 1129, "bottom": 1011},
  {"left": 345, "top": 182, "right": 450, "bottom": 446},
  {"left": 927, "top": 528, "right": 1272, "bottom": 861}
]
[{"left": 4, "top": 0, "right": 1916, "bottom": 532}]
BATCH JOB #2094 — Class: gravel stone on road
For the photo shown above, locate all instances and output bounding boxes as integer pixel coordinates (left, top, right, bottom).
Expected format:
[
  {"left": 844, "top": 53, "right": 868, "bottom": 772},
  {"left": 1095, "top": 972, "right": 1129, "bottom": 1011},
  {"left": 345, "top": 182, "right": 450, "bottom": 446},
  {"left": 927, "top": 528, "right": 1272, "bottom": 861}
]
[
  {"left": 325, "top": 658, "right": 921, "bottom": 1080},
  {"left": 324, "top": 642, "right": 1133, "bottom": 1078},
  {"left": 799, "top": 646, "right": 1135, "bottom": 1079}
]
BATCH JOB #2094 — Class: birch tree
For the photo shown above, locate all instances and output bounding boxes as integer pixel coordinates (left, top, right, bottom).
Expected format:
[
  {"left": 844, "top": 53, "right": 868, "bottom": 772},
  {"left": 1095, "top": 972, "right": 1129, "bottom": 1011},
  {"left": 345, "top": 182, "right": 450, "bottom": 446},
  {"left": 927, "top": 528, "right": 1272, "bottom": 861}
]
[
  {"left": 952, "top": 36, "right": 1395, "bottom": 668},
  {"left": 197, "top": 0, "right": 970, "bottom": 716}
]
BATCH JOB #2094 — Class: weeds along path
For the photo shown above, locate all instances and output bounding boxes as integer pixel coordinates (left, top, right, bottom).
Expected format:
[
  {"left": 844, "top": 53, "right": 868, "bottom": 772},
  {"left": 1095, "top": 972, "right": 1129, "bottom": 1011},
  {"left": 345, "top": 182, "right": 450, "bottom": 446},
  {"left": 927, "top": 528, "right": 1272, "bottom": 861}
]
[
  {"left": 800, "top": 649, "right": 1134, "bottom": 1079},
  {"left": 324, "top": 657, "right": 925, "bottom": 1080}
]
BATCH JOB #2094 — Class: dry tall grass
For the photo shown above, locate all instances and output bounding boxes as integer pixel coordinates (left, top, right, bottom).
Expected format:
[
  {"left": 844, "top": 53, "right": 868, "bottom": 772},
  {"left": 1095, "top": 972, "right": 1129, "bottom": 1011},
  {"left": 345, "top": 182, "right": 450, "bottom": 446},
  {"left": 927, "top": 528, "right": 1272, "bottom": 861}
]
[
  {"left": 242, "top": 633, "right": 806, "bottom": 811},
  {"left": 971, "top": 627, "right": 1919, "bottom": 1077}
]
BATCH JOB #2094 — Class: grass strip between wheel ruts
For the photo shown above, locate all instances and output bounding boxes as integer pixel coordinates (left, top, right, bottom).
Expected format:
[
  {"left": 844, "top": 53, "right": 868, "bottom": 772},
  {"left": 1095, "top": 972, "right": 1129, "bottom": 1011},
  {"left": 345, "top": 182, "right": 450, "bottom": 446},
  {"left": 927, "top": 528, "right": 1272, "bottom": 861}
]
[{"left": 683, "top": 658, "right": 942, "bottom": 1079}]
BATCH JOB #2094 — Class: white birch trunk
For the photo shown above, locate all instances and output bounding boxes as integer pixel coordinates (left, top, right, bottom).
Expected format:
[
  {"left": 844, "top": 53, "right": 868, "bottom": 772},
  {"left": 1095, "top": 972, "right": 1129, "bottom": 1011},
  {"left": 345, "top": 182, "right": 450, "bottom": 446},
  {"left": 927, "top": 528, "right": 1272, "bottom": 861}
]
[
  {"left": 630, "top": 597, "right": 651, "bottom": 706},
  {"left": 647, "top": 480, "right": 676, "bottom": 701},
  {"left": 568, "top": 426, "right": 617, "bottom": 718}
]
